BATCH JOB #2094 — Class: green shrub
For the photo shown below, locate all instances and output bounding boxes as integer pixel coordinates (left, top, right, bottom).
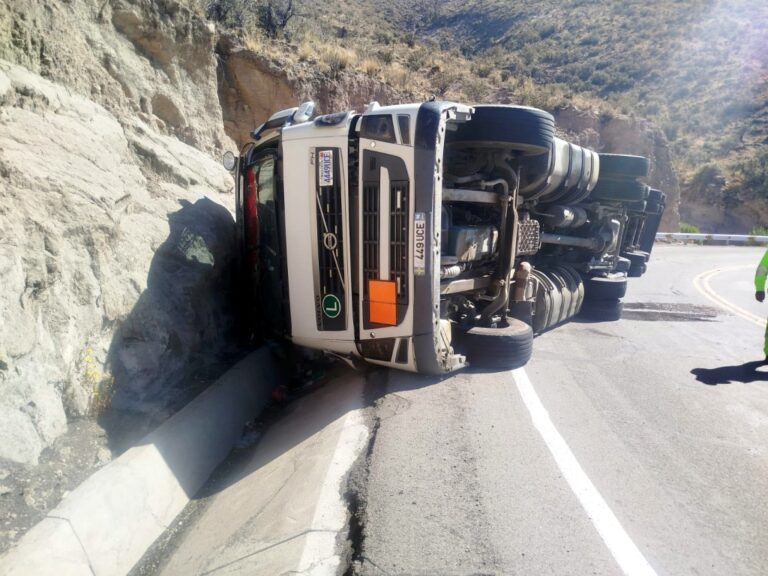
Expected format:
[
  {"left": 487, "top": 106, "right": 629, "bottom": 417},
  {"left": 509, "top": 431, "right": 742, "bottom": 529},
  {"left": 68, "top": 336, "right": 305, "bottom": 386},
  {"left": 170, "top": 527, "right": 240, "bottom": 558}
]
[{"left": 680, "top": 222, "right": 700, "bottom": 234}]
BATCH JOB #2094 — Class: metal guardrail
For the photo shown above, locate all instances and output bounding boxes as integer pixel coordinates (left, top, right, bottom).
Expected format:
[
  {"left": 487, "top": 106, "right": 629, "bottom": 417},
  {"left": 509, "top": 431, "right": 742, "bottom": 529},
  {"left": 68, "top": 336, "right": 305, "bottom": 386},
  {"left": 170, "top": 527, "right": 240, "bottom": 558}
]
[{"left": 656, "top": 233, "right": 768, "bottom": 245}]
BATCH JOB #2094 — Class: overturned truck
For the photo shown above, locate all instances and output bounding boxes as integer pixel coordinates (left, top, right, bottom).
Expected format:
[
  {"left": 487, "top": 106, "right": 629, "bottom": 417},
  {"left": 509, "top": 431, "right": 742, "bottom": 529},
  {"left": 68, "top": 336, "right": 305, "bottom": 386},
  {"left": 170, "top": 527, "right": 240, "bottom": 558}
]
[{"left": 230, "top": 101, "right": 665, "bottom": 374}]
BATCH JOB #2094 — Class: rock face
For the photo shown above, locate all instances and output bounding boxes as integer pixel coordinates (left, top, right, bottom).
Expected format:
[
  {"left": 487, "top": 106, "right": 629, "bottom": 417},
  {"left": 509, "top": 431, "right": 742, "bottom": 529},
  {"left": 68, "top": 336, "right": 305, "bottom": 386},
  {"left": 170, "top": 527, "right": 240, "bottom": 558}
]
[
  {"left": 0, "top": 0, "right": 230, "bottom": 154},
  {"left": 555, "top": 105, "right": 681, "bottom": 232},
  {"left": 0, "top": 54, "right": 234, "bottom": 464}
]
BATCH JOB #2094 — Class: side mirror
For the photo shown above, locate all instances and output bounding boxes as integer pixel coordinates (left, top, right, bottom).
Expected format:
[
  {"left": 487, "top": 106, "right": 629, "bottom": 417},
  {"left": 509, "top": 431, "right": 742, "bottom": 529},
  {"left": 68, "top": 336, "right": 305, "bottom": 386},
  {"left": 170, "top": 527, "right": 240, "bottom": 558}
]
[{"left": 293, "top": 101, "right": 315, "bottom": 123}]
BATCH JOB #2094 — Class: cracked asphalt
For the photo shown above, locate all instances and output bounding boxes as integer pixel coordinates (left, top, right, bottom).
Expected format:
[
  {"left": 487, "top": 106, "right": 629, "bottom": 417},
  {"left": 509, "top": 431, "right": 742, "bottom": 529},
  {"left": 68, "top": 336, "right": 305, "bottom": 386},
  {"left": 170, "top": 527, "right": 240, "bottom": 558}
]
[{"left": 137, "top": 246, "right": 768, "bottom": 576}]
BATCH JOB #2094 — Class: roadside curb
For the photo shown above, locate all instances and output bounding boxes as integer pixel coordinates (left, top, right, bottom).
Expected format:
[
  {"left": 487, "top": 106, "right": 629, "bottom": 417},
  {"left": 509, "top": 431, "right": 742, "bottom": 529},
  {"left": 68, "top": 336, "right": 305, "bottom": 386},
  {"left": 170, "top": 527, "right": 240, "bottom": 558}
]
[{"left": 0, "top": 349, "right": 279, "bottom": 576}]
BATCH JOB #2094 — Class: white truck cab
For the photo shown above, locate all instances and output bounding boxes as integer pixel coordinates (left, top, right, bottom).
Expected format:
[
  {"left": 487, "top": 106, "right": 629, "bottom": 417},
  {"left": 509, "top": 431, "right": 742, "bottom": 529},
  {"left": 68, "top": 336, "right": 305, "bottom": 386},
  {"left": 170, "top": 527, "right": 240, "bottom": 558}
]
[{"left": 233, "top": 100, "right": 665, "bottom": 374}]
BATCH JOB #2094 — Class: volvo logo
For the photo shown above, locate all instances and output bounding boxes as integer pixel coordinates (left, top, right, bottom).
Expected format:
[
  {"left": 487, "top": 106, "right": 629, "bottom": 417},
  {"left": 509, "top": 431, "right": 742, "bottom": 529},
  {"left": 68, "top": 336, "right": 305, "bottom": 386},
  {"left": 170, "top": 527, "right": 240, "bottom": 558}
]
[{"left": 323, "top": 232, "right": 338, "bottom": 251}]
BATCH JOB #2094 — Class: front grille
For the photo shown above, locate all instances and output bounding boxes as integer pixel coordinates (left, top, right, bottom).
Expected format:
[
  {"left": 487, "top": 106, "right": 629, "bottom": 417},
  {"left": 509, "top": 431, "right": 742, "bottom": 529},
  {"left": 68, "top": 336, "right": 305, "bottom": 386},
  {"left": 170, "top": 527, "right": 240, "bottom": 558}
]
[
  {"left": 317, "top": 173, "right": 344, "bottom": 297},
  {"left": 518, "top": 218, "right": 541, "bottom": 255},
  {"left": 315, "top": 148, "right": 346, "bottom": 331},
  {"left": 390, "top": 180, "right": 409, "bottom": 305},
  {"left": 362, "top": 182, "right": 379, "bottom": 297}
]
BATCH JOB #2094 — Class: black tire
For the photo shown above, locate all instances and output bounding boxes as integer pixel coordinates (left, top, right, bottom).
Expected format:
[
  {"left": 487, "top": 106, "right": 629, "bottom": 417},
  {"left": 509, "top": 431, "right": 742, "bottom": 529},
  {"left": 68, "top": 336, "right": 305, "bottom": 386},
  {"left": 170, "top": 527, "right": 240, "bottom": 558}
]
[
  {"left": 590, "top": 178, "right": 649, "bottom": 202},
  {"left": 454, "top": 318, "right": 534, "bottom": 370},
  {"left": 579, "top": 299, "right": 624, "bottom": 322},
  {"left": 625, "top": 200, "right": 647, "bottom": 213},
  {"left": 646, "top": 189, "right": 665, "bottom": 215},
  {"left": 449, "top": 105, "right": 555, "bottom": 156},
  {"left": 628, "top": 261, "right": 647, "bottom": 278},
  {"left": 624, "top": 250, "right": 648, "bottom": 277},
  {"left": 648, "top": 189, "right": 665, "bottom": 203},
  {"left": 625, "top": 250, "right": 649, "bottom": 264},
  {"left": 614, "top": 257, "right": 631, "bottom": 273},
  {"left": 598, "top": 154, "right": 650, "bottom": 179},
  {"left": 584, "top": 274, "right": 628, "bottom": 301}
]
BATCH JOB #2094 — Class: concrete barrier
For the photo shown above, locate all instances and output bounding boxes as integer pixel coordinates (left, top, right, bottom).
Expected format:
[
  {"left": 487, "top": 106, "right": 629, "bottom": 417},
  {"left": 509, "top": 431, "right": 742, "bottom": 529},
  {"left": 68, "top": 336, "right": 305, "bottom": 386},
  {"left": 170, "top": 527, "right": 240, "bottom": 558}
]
[{"left": 0, "top": 349, "right": 279, "bottom": 576}]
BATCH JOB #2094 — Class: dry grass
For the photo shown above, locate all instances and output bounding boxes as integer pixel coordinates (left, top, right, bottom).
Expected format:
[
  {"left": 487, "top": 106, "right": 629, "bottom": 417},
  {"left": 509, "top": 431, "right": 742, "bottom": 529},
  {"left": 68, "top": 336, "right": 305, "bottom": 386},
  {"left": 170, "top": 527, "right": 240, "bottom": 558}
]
[
  {"left": 362, "top": 58, "right": 382, "bottom": 76},
  {"left": 319, "top": 44, "right": 357, "bottom": 73}
]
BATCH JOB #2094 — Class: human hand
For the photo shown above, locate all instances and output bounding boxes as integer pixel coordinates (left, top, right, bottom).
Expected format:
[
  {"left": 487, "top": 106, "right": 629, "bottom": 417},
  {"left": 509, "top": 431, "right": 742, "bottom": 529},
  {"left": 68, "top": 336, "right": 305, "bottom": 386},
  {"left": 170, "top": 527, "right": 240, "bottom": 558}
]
[{"left": 757, "top": 291, "right": 765, "bottom": 303}]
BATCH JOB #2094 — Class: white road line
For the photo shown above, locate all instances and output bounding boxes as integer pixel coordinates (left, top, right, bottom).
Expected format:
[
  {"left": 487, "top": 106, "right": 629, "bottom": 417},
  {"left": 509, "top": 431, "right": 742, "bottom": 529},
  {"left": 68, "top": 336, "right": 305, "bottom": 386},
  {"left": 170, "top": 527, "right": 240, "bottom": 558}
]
[
  {"left": 512, "top": 368, "right": 659, "bottom": 576},
  {"left": 296, "top": 409, "right": 369, "bottom": 576},
  {"left": 693, "top": 266, "right": 764, "bottom": 327}
]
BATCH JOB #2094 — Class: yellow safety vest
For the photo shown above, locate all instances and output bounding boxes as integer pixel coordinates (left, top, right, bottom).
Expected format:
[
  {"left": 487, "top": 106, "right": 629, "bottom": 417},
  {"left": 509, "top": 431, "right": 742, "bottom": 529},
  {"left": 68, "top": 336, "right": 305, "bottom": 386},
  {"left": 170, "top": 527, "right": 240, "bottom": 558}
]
[{"left": 756, "top": 249, "right": 768, "bottom": 292}]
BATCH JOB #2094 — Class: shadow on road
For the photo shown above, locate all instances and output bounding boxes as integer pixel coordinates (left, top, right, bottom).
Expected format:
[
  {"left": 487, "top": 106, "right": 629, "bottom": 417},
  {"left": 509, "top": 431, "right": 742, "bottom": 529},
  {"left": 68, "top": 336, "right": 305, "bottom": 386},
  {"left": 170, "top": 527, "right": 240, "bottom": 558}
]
[{"left": 690, "top": 361, "right": 768, "bottom": 385}]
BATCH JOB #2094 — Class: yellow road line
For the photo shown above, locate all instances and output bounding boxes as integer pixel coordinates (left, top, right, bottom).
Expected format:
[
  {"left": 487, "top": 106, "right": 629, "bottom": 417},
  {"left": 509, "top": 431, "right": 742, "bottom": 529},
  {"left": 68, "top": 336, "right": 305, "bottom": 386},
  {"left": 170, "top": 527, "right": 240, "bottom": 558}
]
[{"left": 693, "top": 266, "right": 765, "bottom": 327}]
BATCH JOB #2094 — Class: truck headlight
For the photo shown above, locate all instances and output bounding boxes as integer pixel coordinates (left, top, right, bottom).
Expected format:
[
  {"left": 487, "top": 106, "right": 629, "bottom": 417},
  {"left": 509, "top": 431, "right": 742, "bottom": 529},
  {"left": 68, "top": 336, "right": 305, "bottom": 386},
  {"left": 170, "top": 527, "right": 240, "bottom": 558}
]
[{"left": 222, "top": 151, "right": 236, "bottom": 172}]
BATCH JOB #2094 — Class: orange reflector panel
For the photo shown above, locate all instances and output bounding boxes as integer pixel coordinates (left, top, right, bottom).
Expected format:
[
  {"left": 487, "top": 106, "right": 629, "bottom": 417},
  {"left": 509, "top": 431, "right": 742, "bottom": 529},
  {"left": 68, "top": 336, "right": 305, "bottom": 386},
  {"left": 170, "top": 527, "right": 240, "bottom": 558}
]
[
  {"left": 370, "top": 302, "right": 396, "bottom": 325},
  {"left": 368, "top": 280, "right": 397, "bottom": 326},
  {"left": 369, "top": 280, "right": 397, "bottom": 304}
]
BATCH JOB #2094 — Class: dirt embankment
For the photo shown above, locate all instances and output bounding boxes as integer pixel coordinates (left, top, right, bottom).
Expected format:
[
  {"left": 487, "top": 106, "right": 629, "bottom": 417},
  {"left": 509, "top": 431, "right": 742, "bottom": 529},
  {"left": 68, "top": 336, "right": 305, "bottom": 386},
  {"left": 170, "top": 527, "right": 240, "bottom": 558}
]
[{"left": 215, "top": 36, "right": 404, "bottom": 147}]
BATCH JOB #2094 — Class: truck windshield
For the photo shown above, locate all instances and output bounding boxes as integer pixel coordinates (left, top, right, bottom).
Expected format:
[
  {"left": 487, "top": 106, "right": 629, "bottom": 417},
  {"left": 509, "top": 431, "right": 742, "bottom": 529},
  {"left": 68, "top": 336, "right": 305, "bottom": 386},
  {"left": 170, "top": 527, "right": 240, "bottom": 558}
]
[{"left": 245, "top": 150, "right": 285, "bottom": 335}]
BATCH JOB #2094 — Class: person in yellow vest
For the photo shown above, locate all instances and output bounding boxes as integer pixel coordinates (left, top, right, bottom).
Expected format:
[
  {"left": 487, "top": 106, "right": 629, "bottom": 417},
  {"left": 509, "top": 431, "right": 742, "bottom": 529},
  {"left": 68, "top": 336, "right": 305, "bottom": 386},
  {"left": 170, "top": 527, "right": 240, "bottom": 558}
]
[{"left": 755, "top": 249, "right": 768, "bottom": 359}]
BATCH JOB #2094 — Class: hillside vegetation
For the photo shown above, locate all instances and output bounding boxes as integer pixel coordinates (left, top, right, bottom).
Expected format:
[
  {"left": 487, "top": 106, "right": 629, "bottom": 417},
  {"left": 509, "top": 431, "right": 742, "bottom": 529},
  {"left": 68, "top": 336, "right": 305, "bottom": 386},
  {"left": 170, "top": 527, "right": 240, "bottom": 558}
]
[
  {"left": 204, "top": 0, "right": 767, "bottom": 230},
  {"left": 412, "top": 0, "right": 768, "bottom": 221}
]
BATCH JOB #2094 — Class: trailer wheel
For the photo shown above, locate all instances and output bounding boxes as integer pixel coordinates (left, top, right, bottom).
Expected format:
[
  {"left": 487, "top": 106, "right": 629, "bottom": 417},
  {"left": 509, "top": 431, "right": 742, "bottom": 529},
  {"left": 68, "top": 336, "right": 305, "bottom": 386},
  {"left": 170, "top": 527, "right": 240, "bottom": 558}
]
[
  {"left": 454, "top": 318, "right": 534, "bottom": 370},
  {"left": 625, "top": 250, "right": 649, "bottom": 264},
  {"left": 584, "top": 274, "right": 628, "bottom": 301},
  {"left": 624, "top": 251, "right": 647, "bottom": 278},
  {"left": 625, "top": 200, "right": 647, "bottom": 213},
  {"left": 628, "top": 262, "right": 647, "bottom": 278},
  {"left": 449, "top": 105, "right": 555, "bottom": 155},
  {"left": 579, "top": 299, "right": 624, "bottom": 322},
  {"left": 590, "top": 178, "right": 649, "bottom": 202},
  {"left": 614, "top": 257, "right": 631, "bottom": 273},
  {"left": 598, "top": 154, "right": 650, "bottom": 179}
]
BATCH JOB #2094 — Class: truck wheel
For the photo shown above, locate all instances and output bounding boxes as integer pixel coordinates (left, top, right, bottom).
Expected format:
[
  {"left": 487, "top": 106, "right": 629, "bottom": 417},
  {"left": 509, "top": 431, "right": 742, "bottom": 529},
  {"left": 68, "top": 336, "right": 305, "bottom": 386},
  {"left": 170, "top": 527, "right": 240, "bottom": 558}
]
[
  {"left": 624, "top": 250, "right": 647, "bottom": 278},
  {"left": 628, "top": 262, "right": 647, "bottom": 278},
  {"left": 625, "top": 200, "right": 647, "bottom": 213},
  {"left": 597, "top": 154, "right": 650, "bottom": 179},
  {"left": 449, "top": 105, "right": 555, "bottom": 155},
  {"left": 579, "top": 299, "right": 624, "bottom": 322},
  {"left": 590, "top": 178, "right": 649, "bottom": 202},
  {"left": 454, "top": 318, "right": 534, "bottom": 370},
  {"left": 584, "top": 274, "right": 628, "bottom": 300},
  {"left": 625, "top": 250, "right": 649, "bottom": 264},
  {"left": 614, "top": 257, "right": 631, "bottom": 273}
]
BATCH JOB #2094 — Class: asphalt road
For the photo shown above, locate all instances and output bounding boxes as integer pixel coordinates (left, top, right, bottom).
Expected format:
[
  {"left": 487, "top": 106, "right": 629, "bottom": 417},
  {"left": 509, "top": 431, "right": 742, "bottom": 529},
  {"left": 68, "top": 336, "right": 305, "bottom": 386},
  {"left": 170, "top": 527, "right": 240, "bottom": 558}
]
[{"left": 142, "top": 245, "right": 768, "bottom": 576}]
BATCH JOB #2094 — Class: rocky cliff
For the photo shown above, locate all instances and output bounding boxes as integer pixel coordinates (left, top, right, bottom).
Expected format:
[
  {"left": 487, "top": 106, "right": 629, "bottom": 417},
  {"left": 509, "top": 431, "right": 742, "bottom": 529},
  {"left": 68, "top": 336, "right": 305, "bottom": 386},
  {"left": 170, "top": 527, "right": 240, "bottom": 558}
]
[{"left": 0, "top": 0, "right": 236, "bottom": 468}]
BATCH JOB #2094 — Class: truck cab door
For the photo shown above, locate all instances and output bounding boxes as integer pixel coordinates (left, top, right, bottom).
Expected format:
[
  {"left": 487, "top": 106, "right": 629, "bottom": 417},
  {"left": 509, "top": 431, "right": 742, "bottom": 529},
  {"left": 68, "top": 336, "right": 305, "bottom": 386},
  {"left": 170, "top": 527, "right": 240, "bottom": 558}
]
[{"left": 239, "top": 147, "right": 288, "bottom": 338}]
